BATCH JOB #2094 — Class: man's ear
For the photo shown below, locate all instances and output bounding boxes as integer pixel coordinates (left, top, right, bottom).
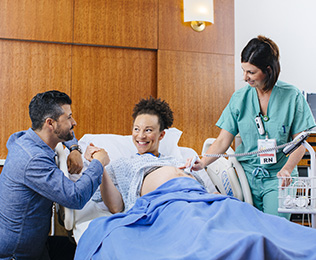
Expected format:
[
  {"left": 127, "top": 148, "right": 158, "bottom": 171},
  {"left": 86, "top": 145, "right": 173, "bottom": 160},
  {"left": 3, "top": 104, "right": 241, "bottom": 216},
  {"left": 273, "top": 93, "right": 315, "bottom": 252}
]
[
  {"left": 159, "top": 130, "right": 166, "bottom": 141},
  {"left": 45, "top": 118, "right": 55, "bottom": 130}
]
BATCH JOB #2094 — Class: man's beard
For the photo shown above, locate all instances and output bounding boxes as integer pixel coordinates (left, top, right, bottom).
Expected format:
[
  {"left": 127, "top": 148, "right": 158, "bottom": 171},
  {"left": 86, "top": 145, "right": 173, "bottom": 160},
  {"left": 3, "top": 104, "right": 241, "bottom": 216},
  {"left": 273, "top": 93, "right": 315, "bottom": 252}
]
[{"left": 54, "top": 125, "right": 74, "bottom": 142}]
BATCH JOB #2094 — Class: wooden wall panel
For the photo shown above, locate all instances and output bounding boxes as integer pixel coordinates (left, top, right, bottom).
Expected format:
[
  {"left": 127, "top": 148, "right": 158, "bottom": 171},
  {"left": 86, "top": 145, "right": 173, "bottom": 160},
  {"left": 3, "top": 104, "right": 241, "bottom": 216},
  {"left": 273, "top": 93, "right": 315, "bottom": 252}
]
[
  {"left": 0, "top": 40, "right": 72, "bottom": 158},
  {"left": 74, "top": 0, "right": 158, "bottom": 49},
  {"left": 71, "top": 46, "right": 157, "bottom": 139},
  {"left": 0, "top": 0, "right": 234, "bottom": 159},
  {"left": 0, "top": 0, "right": 73, "bottom": 42},
  {"left": 159, "top": 0, "right": 234, "bottom": 55},
  {"left": 158, "top": 50, "right": 234, "bottom": 153}
]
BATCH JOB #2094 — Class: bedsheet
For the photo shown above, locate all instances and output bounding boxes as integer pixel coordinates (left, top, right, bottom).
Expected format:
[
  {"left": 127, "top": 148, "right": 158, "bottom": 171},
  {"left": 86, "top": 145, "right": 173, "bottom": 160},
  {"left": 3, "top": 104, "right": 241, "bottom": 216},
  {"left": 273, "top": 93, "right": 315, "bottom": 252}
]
[{"left": 75, "top": 177, "right": 316, "bottom": 260}]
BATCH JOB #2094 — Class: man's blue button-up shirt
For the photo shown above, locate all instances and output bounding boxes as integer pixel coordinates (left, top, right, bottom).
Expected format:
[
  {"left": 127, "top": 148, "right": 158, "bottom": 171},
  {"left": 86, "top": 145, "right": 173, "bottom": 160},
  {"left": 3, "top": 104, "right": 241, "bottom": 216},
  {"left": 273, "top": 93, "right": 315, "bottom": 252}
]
[{"left": 0, "top": 128, "right": 103, "bottom": 259}]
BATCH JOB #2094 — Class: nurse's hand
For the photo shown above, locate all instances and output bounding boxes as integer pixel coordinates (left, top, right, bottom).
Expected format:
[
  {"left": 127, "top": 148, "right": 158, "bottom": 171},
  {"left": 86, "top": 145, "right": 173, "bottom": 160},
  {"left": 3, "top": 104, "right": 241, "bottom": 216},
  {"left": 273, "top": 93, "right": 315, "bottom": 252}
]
[
  {"left": 179, "top": 156, "right": 204, "bottom": 172},
  {"left": 277, "top": 169, "right": 292, "bottom": 187}
]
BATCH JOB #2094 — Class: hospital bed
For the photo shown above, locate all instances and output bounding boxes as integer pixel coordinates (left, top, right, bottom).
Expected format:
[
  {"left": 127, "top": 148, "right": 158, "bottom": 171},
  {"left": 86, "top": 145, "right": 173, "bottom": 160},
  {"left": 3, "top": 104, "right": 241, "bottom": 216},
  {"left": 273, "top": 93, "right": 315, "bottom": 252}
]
[
  {"left": 73, "top": 130, "right": 316, "bottom": 259},
  {"left": 55, "top": 127, "right": 252, "bottom": 244},
  {"left": 201, "top": 138, "right": 253, "bottom": 205}
]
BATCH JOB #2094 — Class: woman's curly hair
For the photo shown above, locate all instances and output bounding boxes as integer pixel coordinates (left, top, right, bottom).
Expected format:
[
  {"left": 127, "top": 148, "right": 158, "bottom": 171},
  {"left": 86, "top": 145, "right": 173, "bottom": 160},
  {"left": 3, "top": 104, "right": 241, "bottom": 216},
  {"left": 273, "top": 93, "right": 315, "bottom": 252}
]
[{"left": 132, "top": 96, "right": 174, "bottom": 131}]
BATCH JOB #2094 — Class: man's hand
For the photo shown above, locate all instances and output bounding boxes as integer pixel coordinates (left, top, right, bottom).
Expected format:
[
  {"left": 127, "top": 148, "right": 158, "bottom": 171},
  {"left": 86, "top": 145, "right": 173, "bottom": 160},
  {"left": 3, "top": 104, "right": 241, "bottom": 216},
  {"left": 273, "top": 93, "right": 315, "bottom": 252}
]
[{"left": 67, "top": 150, "right": 84, "bottom": 174}]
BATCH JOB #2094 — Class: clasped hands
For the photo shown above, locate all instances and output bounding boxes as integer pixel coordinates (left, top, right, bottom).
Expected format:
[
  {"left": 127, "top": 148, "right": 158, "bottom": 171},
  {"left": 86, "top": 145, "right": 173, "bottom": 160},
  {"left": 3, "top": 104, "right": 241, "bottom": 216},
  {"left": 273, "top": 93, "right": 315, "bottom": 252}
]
[{"left": 84, "top": 143, "right": 110, "bottom": 168}]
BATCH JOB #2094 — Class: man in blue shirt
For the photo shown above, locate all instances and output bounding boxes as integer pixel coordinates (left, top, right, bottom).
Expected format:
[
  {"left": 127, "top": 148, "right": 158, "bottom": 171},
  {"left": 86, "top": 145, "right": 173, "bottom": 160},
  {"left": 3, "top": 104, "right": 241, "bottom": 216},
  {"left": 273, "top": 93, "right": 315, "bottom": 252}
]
[{"left": 0, "top": 90, "right": 109, "bottom": 260}]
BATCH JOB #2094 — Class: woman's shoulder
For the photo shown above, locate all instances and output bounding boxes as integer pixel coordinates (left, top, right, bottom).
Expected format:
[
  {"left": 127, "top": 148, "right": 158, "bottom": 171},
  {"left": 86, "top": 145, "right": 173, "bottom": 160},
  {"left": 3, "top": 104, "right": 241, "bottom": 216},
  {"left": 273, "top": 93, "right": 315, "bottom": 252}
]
[
  {"left": 275, "top": 80, "right": 301, "bottom": 93},
  {"left": 229, "top": 85, "right": 253, "bottom": 105},
  {"left": 232, "top": 85, "right": 253, "bottom": 97},
  {"left": 274, "top": 81, "right": 304, "bottom": 101}
]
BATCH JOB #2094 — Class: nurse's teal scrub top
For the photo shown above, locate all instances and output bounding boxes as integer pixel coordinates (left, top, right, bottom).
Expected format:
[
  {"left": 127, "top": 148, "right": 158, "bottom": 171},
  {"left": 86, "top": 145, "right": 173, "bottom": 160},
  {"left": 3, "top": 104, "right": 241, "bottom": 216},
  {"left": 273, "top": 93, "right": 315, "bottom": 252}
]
[{"left": 216, "top": 80, "right": 316, "bottom": 176}]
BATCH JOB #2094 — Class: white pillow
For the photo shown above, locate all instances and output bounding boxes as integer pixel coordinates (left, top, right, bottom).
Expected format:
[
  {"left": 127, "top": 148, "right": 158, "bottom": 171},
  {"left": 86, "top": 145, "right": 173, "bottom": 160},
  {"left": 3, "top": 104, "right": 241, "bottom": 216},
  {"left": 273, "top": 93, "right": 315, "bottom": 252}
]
[
  {"left": 159, "top": 127, "right": 183, "bottom": 160},
  {"left": 79, "top": 127, "right": 183, "bottom": 161},
  {"left": 79, "top": 134, "right": 136, "bottom": 161}
]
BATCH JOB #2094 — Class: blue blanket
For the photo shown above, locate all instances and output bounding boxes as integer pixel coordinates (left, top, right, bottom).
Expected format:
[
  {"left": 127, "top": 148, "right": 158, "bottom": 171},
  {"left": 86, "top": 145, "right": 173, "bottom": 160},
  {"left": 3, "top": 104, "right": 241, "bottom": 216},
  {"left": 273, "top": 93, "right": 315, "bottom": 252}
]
[{"left": 75, "top": 177, "right": 316, "bottom": 260}]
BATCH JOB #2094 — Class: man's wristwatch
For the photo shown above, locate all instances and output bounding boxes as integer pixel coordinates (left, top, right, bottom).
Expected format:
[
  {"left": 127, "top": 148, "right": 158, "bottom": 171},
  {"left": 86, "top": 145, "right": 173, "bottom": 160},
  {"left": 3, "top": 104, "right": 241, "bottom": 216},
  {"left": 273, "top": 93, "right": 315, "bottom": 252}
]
[{"left": 69, "top": 145, "right": 82, "bottom": 154}]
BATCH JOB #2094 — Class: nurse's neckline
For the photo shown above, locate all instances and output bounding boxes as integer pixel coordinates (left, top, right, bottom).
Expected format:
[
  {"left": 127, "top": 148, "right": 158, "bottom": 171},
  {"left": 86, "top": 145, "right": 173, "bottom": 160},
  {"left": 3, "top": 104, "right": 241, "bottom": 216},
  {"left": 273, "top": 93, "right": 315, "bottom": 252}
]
[{"left": 256, "top": 86, "right": 272, "bottom": 98}]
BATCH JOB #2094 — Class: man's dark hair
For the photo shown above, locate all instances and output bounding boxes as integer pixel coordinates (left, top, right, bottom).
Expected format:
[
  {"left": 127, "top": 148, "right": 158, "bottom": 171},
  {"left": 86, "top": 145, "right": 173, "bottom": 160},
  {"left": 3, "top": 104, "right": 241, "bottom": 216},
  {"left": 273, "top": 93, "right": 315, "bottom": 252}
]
[
  {"left": 29, "top": 90, "right": 72, "bottom": 130},
  {"left": 132, "top": 96, "right": 174, "bottom": 131}
]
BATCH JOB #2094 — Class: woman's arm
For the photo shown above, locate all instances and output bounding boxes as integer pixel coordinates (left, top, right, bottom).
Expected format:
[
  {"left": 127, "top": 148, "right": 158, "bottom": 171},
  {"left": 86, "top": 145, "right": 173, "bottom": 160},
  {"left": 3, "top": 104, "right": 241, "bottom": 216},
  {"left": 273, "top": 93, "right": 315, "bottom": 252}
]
[
  {"left": 100, "top": 169, "right": 124, "bottom": 213},
  {"left": 186, "top": 129, "right": 235, "bottom": 171},
  {"left": 277, "top": 132, "right": 307, "bottom": 186},
  {"left": 84, "top": 143, "right": 124, "bottom": 213},
  {"left": 200, "top": 129, "right": 235, "bottom": 167}
]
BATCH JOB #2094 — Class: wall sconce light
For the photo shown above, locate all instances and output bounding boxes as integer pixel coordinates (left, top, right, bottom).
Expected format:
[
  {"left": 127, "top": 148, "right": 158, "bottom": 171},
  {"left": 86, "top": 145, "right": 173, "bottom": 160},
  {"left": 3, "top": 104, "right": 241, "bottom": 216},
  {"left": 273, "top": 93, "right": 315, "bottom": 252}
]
[{"left": 183, "top": 0, "right": 214, "bottom": 32}]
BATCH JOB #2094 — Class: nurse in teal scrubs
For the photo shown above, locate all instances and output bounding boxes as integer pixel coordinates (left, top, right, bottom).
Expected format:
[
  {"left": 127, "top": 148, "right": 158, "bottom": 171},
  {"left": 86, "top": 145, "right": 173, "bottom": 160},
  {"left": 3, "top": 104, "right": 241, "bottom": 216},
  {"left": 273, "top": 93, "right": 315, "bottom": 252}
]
[{"left": 191, "top": 35, "right": 316, "bottom": 219}]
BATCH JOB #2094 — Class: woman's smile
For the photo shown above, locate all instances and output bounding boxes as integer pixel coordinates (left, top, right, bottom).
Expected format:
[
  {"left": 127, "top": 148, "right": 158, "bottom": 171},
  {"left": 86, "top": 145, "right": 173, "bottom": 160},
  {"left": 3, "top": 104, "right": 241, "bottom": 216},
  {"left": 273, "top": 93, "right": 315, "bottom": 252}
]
[{"left": 132, "top": 114, "right": 165, "bottom": 156}]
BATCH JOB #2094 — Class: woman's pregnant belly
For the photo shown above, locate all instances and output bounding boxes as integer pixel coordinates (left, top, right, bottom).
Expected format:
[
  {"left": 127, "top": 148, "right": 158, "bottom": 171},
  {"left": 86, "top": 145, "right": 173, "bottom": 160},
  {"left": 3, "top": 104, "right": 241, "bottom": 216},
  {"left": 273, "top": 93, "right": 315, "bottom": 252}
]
[{"left": 141, "top": 166, "right": 196, "bottom": 196}]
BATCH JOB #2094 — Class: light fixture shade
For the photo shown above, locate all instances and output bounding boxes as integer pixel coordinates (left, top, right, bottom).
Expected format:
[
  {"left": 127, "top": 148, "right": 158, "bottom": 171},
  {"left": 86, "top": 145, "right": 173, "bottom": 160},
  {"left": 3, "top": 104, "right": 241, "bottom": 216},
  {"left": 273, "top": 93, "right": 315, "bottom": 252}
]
[{"left": 183, "top": 0, "right": 214, "bottom": 23}]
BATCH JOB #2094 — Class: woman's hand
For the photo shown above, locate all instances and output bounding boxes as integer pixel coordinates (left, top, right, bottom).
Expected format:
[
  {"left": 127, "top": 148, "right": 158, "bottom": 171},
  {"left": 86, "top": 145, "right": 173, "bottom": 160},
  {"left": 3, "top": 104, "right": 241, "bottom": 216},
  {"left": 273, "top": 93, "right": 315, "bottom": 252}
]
[
  {"left": 277, "top": 132, "right": 307, "bottom": 188},
  {"left": 84, "top": 143, "right": 101, "bottom": 162},
  {"left": 180, "top": 156, "right": 204, "bottom": 172},
  {"left": 277, "top": 169, "right": 292, "bottom": 187}
]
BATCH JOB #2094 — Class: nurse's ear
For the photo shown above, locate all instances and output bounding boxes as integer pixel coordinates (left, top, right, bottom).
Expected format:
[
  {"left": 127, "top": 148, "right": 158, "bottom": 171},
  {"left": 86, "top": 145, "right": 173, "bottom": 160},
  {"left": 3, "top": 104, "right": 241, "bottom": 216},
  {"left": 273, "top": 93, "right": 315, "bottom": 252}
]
[{"left": 266, "top": 66, "right": 272, "bottom": 75}]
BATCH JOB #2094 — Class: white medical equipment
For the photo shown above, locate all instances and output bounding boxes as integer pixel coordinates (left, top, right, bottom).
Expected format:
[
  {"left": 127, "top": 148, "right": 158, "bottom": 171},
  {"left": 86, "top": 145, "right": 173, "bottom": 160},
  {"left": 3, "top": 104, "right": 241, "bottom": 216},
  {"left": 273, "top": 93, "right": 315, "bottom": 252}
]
[
  {"left": 255, "top": 115, "right": 265, "bottom": 135},
  {"left": 201, "top": 138, "right": 253, "bottom": 204},
  {"left": 184, "top": 155, "right": 199, "bottom": 173},
  {"left": 278, "top": 132, "right": 316, "bottom": 228}
]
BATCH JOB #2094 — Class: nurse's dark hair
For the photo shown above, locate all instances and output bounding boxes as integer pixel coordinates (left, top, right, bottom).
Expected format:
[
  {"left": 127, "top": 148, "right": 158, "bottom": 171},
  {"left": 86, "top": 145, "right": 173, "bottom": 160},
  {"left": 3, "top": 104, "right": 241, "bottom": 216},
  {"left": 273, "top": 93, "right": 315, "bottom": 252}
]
[
  {"left": 132, "top": 96, "right": 174, "bottom": 132},
  {"left": 29, "top": 90, "right": 72, "bottom": 130},
  {"left": 241, "top": 35, "right": 280, "bottom": 92}
]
